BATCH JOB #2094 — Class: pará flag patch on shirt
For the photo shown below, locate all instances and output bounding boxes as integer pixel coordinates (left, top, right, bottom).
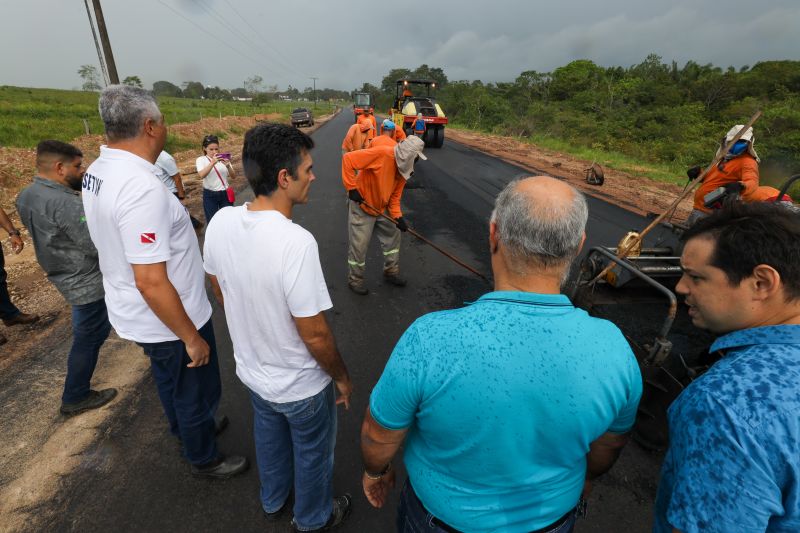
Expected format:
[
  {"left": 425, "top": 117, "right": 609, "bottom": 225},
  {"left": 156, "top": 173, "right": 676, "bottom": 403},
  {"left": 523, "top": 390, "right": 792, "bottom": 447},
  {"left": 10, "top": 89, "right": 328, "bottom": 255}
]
[{"left": 140, "top": 232, "right": 156, "bottom": 244}]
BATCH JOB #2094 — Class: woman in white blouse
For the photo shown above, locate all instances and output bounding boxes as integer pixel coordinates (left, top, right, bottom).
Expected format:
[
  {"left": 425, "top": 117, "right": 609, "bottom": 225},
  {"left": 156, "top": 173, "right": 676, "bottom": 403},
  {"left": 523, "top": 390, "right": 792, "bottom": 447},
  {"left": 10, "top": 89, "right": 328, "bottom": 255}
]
[{"left": 196, "top": 134, "right": 236, "bottom": 223}]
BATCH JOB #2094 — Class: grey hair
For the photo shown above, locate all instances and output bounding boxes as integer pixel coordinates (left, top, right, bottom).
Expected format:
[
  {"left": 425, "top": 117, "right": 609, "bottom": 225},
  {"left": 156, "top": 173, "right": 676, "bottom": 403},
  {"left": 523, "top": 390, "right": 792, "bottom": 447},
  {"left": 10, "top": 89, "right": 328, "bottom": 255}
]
[
  {"left": 491, "top": 178, "right": 588, "bottom": 273},
  {"left": 98, "top": 85, "right": 162, "bottom": 141}
]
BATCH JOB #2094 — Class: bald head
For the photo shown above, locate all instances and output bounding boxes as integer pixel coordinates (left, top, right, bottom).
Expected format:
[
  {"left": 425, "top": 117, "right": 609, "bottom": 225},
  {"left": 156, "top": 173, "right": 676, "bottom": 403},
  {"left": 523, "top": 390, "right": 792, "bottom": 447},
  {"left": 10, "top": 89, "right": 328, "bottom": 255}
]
[
  {"left": 515, "top": 175, "right": 579, "bottom": 213},
  {"left": 491, "top": 176, "right": 588, "bottom": 273}
]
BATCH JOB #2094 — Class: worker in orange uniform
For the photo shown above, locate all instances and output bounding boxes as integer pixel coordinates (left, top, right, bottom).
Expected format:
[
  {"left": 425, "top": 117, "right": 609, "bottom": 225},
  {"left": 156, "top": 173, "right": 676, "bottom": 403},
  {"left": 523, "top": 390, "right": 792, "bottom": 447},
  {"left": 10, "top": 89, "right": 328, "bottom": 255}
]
[
  {"left": 341, "top": 136, "right": 427, "bottom": 295},
  {"left": 342, "top": 120, "right": 373, "bottom": 154},
  {"left": 393, "top": 124, "right": 407, "bottom": 143},
  {"left": 688, "top": 125, "right": 761, "bottom": 225},
  {"left": 371, "top": 119, "right": 400, "bottom": 149},
  {"left": 377, "top": 118, "right": 407, "bottom": 144},
  {"left": 362, "top": 109, "right": 378, "bottom": 140}
]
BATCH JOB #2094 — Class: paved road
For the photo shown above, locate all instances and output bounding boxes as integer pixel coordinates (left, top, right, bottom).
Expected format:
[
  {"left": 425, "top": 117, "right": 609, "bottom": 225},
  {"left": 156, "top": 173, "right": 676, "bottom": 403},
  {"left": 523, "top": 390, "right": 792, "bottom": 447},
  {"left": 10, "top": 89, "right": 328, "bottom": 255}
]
[{"left": 40, "top": 111, "right": 665, "bottom": 532}]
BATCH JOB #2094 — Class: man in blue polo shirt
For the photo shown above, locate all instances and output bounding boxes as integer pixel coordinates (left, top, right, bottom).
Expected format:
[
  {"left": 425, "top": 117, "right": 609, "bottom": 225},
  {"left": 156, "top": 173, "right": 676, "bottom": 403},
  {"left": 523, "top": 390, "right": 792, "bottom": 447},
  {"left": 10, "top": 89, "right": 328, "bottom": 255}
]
[
  {"left": 361, "top": 176, "right": 642, "bottom": 533},
  {"left": 654, "top": 202, "right": 800, "bottom": 533}
]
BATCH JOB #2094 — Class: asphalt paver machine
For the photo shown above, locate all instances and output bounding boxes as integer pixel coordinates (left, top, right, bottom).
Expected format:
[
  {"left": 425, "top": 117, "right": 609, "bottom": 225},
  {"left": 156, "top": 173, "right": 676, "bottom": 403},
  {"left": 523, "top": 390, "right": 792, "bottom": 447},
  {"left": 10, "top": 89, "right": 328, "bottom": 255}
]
[{"left": 569, "top": 174, "right": 800, "bottom": 450}]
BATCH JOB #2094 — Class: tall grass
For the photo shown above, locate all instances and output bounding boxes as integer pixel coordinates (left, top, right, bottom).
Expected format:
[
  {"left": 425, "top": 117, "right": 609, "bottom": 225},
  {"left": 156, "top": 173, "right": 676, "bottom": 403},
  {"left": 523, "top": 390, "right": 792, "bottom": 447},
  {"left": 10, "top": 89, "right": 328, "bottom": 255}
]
[{"left": 0, "top": 86, "right": 336, "bottom": 148}]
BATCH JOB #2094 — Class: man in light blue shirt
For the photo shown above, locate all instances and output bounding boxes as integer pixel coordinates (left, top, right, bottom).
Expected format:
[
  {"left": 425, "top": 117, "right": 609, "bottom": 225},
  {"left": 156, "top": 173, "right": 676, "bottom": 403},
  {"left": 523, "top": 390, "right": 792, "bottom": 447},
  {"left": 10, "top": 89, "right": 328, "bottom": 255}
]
[
  {"left": 654, "top": 202, "right": 800, "bottom": 533},
  {"left": 361, "top": 176, "right": 642, "bottom": 533}
]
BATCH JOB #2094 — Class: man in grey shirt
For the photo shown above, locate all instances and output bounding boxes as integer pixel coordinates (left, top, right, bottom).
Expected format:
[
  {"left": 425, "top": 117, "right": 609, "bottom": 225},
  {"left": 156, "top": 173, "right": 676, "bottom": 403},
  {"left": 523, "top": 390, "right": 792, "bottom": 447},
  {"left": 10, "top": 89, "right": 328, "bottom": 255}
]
[{"left": 16, "top": 140, "right": 117, "bottom": 416}]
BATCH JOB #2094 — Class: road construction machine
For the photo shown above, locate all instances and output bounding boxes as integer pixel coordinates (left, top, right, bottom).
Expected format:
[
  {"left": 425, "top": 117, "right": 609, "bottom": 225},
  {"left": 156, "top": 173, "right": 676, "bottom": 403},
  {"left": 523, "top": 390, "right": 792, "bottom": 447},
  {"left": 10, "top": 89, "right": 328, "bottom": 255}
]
[
  {"left": 352, "top": 92, "right": 374, "bottom": 123},
  {"left": 569, "top": 173, "right": 799, "bottom": 451},
  {"left": 390, "top": 79, "right": 448, "bottom": 148}
]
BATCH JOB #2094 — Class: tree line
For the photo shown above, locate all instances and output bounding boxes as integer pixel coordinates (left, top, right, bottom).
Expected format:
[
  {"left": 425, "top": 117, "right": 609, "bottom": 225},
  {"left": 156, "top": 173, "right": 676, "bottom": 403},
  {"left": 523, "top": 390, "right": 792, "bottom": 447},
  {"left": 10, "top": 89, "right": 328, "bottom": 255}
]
[
  {"left": 359, "top": 58, "right": 800, "bottom": 176},
  {"left": 76, "top": 66, "right": 350, "bottom": 103}
]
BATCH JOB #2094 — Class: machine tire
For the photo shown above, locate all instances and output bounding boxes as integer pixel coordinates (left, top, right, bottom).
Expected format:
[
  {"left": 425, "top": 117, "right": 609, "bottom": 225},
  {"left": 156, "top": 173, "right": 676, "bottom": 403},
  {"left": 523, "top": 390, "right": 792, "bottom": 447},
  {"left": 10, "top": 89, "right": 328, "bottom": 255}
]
[
  {"left": 433, "top": 125, "right": 445, "bottom": 148},
  {"left": 426, "top": 126, "right": 437, "bottom": 148}
]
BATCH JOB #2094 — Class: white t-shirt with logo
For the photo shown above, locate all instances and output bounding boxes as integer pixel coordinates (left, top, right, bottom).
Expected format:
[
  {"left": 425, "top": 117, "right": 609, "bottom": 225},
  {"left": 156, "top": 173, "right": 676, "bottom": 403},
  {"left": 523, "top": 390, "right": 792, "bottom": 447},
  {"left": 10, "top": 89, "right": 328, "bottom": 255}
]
[
  {"left": 154, "top": 150, "right": 179, "bottom": 193},
  {"left": 196, "top": 156, "right": 230, "bottom": 192},
  {"left": 203, "top": 205, "right": 333, "bottom": 403},
  {"left": 82, "top": 146, "right": 212, "bottom": 343}
]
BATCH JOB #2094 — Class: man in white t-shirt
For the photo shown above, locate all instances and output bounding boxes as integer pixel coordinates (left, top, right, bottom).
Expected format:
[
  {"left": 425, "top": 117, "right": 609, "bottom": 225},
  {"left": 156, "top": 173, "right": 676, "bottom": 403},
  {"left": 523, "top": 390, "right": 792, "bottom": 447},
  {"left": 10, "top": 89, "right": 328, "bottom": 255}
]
[
  {"left": 204, "top": 123, "right": 353, "bottom": 531},
  {"left": 154, "top": 150, "right": 203, "bottom": 229},
  {"left": 82, "top": 85, "right": 246, "bottom": 479}
]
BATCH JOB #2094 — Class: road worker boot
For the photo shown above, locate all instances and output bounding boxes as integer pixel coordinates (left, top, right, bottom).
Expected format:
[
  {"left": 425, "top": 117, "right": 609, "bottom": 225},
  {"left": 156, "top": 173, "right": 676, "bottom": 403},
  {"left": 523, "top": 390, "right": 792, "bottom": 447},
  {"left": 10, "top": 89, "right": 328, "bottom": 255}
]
[
  {"left": 383, "top": 270, "right": 407, "bottom": 287},
  {"left": 348, "top": 280, "right": 368, "bottom": 296}
]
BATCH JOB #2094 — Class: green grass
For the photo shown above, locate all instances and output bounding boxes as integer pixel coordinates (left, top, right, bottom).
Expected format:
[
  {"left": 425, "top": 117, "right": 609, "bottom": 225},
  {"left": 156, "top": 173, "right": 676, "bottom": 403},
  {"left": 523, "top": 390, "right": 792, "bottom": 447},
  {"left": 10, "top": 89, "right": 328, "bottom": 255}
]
[
  {"left": 449, "top": 123, "right": 687, "bottom": 185},
  {"left": 525, "top": 133, "right": 687, "bottom": 185},
  {"left": 0, "top": 86, "right": 338, "bottom": 148}
]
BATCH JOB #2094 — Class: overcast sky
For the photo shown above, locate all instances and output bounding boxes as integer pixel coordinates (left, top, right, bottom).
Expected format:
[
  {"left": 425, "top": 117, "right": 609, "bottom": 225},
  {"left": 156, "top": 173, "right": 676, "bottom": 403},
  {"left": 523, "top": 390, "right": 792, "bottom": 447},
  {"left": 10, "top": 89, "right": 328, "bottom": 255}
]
[{"left": 3, "top": 0, "right": 799, "bottom": 92}]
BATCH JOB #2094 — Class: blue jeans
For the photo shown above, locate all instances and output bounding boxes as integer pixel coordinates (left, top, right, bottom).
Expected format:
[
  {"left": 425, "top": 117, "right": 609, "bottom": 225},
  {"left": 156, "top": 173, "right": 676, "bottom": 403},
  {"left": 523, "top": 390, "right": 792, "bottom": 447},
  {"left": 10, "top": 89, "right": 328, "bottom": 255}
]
[
  {"left": 0, "top": 245, "right": 20, "bottom": 320},
  {"left": 137, "top": 320, "right": 221, "bottom": 465},
  {"left": 249, "top": 382, "right": 337, "bottom": 531},
  {"left": 62, "top": 298, "right": 112, "bottom": 404},
  {"left": 203, "top": 188, "right": 232, "bottom": 224},
  {"left": 397, "top": 480, "right": 577, "bottom": 533}
]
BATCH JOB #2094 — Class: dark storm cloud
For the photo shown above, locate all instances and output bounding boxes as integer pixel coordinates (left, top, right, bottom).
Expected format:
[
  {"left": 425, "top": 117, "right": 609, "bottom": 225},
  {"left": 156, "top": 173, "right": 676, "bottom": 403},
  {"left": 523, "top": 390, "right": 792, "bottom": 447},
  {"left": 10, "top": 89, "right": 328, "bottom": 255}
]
[{"left": 2, "top": 0, "right": 798, "bottom": 91}]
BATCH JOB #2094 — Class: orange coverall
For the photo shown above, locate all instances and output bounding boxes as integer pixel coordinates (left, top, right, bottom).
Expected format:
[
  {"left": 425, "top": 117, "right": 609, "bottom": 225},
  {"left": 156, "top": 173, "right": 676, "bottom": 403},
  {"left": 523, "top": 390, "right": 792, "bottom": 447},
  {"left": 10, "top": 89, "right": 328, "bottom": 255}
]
[
  {"left": 342, "top": 145, "right": 405, "bottom": 219},
  {"left": 341, "top": 123, "right": 370, "bottom": 152},
  {"left": 367, "top": 114, "right": 378, "bottom": 139},
  {"left": 370, "top": 134, "right": 397, "bottom": 149},
  {"left": 693, "top": 155, "right": 759, "bottom": 212}
]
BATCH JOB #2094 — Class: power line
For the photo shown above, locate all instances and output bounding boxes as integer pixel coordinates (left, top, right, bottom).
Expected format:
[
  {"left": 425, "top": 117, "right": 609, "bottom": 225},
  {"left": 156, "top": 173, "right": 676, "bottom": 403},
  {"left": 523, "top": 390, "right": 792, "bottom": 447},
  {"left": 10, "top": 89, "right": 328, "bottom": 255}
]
[
  {"left": 219, "top": 0, "right": 309, "bottom": 78},
  {"left": 195, "top": 0, "right": 263, "bottom": 57},
  {"left": 153, "top": 0, "right": 293, "bottom": 85},
  {"left": 194, "top": 0, "right": 310, "bottom": 81}
]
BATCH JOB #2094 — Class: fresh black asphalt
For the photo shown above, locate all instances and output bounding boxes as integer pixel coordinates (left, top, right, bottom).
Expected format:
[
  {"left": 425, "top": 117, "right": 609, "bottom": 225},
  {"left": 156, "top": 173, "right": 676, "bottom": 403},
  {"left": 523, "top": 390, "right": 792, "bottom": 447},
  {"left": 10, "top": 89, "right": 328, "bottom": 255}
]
[{"left": 39, "top": 111, "right": 667, "bottom": 532}]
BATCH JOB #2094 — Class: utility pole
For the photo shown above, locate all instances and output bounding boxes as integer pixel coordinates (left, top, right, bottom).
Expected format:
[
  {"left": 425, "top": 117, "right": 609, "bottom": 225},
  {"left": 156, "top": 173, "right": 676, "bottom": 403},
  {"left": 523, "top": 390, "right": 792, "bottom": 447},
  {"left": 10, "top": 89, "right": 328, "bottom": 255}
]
[
  {"left": 83, "top": 0, "right": 109, "bottom": 85},
  {"left": 90, "top": 0, "right": 119, "bottom": 84},
  {"left": 309, "top": 77, "right": 318, "bottom": 108}
]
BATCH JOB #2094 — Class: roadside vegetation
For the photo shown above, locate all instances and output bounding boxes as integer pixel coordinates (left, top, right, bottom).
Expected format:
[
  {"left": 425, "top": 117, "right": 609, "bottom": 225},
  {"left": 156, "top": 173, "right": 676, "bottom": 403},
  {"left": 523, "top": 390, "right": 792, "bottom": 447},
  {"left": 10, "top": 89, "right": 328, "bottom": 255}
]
[
  {"left": 0, "top": 85, "right": 338, "bottom": 149},
  {"left": 361, "top": 58, "right": 800, "bottom": 189}
]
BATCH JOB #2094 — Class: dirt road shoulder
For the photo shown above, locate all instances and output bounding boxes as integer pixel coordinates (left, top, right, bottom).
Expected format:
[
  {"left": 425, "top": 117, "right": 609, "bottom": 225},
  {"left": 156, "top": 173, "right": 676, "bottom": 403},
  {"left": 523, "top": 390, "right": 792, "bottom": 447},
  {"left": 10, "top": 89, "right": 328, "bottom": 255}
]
[
  {"left": 0, "top": 110, "right": 338, "bottom": 532},
  {"left": 446, "top": 127, "right": 693, "bottom": 221}
]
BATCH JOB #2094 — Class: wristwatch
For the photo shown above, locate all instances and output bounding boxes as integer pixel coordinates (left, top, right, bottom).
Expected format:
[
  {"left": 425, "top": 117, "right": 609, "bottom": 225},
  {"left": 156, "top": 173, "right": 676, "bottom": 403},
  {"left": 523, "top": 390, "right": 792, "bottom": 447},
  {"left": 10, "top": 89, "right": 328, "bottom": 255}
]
[{"left": 364, "top": 463, "right": 392, "bottom": 480}]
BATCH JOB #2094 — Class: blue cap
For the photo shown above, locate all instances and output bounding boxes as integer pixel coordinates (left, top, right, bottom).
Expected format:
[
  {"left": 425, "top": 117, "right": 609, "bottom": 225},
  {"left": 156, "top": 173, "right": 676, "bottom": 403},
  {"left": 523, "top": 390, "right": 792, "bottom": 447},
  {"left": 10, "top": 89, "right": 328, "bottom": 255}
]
[{"left": 382, "top": 119, "right": 396, "bottom": 131}]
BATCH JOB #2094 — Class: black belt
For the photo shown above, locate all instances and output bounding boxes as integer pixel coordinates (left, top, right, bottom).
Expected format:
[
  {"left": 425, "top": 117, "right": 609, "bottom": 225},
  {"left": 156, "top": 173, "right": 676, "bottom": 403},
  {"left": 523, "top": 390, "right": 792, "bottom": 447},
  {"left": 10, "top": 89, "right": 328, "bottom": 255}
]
[{"left": 408, "top": 482, "right": 575, "bottom": 533}]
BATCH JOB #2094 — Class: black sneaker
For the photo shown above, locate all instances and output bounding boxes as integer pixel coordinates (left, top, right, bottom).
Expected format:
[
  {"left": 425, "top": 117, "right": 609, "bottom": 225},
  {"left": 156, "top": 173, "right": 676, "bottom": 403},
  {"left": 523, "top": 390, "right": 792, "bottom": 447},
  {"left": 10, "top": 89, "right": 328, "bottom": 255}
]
[
  {"left": 291, "top": 494, "right": 352, "bottom": 532},
  {"left": 384, "top": 273, "right": 407, "bottom": 287},
  {"left": 214, "top": 414, "right": 229, "bottom": 435},
  {"left": 191, "top": 455, "right": 248, "bottom": 479},
  {"left": 263, "top": 497, "right": 289, "bottom": 522},
  {"left": 3, "top": 312, "right": 39, "bottom": 327},
  {"left": 60, "top": 388, "right": 118, "bottom": 416}
]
